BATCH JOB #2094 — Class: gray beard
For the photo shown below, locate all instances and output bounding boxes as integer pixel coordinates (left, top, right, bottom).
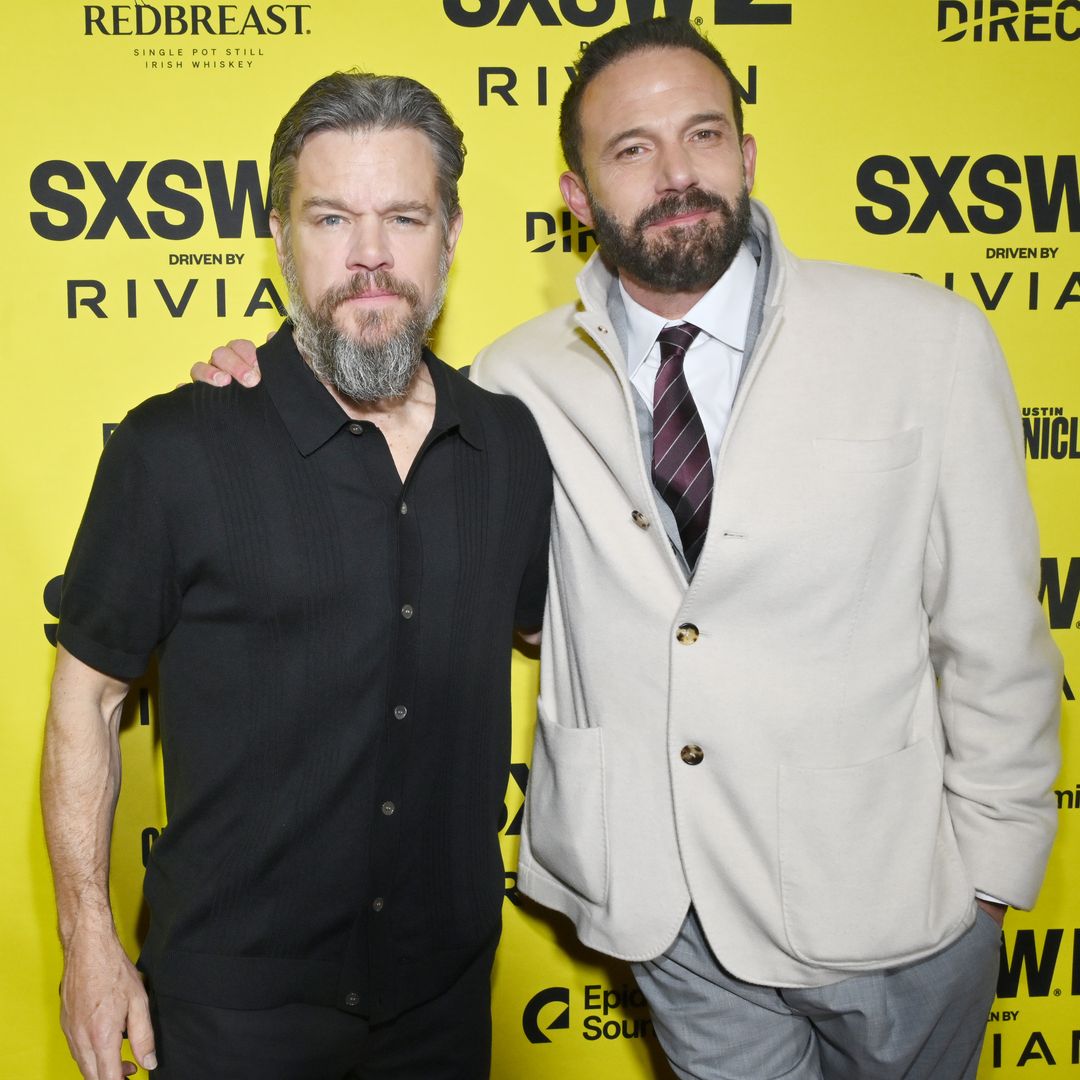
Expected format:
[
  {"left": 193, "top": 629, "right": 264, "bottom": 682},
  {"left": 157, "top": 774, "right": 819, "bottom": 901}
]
[{"left": 282, "top": 247, "right": 447, "bottom": 403}]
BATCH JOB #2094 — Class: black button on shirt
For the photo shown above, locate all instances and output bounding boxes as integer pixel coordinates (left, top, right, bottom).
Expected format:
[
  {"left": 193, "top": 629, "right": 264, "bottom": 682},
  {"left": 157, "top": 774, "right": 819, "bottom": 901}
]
[{"left": 58, "top": 323, "right": 552, "bottom": 1022}]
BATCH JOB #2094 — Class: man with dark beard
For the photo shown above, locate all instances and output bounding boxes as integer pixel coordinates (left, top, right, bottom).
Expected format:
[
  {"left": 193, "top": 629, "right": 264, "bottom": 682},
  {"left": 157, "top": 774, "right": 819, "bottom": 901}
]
[
  {"left": 469, "top": 17, "right": 1060, "bottom": 1080},
  {"left": 195, "top": 18, "right": 1059, "bottom": 1080},
  {"left": 41, "top": 71, "right": 551, "bottom": 1080}
]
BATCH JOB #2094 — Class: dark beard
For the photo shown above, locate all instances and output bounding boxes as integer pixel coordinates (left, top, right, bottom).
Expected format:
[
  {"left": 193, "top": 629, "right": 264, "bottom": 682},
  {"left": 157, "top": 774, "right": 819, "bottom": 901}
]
[
  {"left": 283, "top": 252, "right": 447, "bottom": 403},
  {"left": 590, "top": 185, "right": 751, "bottom": 293}
]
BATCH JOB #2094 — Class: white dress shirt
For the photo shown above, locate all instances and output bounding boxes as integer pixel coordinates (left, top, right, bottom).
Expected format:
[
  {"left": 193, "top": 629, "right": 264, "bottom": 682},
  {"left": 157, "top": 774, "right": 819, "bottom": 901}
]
[{"left": 620, "top": 243, "right": 758, "bottom": 461}]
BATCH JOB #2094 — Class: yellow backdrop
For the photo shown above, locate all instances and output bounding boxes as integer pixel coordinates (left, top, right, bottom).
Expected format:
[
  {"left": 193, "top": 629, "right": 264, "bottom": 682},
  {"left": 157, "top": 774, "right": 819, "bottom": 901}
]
[{"left": 3, "top": 1, "right": 1076, "bottom": 1076}]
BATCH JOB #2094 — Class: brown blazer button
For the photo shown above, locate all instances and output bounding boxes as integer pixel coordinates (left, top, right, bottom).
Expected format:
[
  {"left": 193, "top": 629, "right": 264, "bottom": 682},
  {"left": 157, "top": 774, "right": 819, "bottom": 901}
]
[
  {"left": 680, "top": 744, "right": 704, "bottom": 765},
  {"left": 676, "top": 623, "right": 699, "bottom": 644},
  {"left": 631, "top": 510, "right": 650, "bottom": 529}
]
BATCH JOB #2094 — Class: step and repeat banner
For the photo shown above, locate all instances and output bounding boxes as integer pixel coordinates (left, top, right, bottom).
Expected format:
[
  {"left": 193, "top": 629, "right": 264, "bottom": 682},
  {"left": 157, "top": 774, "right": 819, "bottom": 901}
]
[{"left": 2, "top": 1, "right": 1077, "bottom": 1076}]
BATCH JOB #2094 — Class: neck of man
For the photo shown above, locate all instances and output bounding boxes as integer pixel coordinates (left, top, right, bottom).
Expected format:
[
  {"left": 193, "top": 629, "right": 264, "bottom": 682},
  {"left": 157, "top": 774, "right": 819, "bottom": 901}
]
[
  {"left": 315, "top": 361, "right": 435, "bottom": 425},
  {"left": 616, "top": 268, "right": 711, "bottom": 321}
]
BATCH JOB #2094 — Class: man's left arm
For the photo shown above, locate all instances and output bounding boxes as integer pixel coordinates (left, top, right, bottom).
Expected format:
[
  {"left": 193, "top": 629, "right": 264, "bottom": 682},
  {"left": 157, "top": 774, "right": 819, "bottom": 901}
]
[
  {"left": 513, "top": 404, "right": 553, "bottom": 647},
  {"left": 923, "top": 303, "right": 1062, "bottom": 912}
]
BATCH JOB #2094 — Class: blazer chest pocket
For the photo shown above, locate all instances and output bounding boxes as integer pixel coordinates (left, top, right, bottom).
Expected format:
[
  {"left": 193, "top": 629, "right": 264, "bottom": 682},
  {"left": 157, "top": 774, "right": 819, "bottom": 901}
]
[{"left": 813, "top": 427, "right": 922, "bottom": 472}]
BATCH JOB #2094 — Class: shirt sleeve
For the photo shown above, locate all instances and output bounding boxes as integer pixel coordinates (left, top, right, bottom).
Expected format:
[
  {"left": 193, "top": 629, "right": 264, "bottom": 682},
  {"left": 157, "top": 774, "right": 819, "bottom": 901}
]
[
  {"left": 58, "top": 416, "right": 181, "bottom": 680},
  {"left": 513, "top": 409, "right": 553, "bottom": 634},
  {"left": 515, "top": 505, "right": 550, "bottom": 633}
]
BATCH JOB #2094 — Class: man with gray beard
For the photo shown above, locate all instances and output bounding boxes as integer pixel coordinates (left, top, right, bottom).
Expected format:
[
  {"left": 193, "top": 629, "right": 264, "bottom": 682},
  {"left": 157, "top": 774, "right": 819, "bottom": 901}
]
[{"left": 42, "top": 71, "right": 551, "bottom": 1080}]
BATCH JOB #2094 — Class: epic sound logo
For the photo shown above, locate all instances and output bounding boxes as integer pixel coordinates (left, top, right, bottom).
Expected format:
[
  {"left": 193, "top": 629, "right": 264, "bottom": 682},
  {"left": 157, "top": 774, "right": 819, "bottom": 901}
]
[
  {"left": 83, "top": 4, "right": 312, "bottom": 35},
  {"left": 444, "top": 0, "right": 791, "bottom": 27},
  {"left": 522, "top": 983, "right": 656, "bottom": 1043},
  {"left": 522, "top": 986, "right": 571, "bottom": 1043},
  {"left": 855, "top": 154, "right": 1080, "bottom": 235},
  {"left": 938, "top": 0, "right": 1080, "bottom": 42}
]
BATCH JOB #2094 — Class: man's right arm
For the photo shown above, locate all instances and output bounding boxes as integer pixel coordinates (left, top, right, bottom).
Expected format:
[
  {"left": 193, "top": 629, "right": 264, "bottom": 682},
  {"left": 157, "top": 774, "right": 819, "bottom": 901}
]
[{"left": 42, "top": 646, "right": 157, "bottom": 1080}]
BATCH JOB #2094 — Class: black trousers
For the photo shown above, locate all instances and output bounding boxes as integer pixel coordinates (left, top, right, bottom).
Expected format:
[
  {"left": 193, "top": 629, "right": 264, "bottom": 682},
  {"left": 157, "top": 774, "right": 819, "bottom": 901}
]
[{"left": 149, "top": 944, "right": 495, "bottom": 1080}]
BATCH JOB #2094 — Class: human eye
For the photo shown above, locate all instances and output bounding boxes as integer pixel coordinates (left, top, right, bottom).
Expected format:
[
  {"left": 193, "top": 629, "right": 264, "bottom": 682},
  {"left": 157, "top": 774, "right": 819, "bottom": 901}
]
[
  {"left": 615, "top": 143, "right": 646, "bottom": 160},
  {"left": 318, "top": 213, "right": 344, "bottom": 227},
  {"left": 690, "top": 128, "right": 721, "bottom": 144}
]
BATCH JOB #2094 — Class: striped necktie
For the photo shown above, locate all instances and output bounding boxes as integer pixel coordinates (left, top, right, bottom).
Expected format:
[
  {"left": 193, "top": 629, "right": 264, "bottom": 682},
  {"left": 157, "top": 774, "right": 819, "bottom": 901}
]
[{"left": 652, "top": 322, "right": 712, "bottom": 570}]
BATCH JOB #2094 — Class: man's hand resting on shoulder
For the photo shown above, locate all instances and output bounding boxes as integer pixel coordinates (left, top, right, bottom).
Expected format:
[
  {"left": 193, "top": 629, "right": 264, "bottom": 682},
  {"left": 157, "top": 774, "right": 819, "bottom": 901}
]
[{"left": 190, "top": 337, "right": 263, "bottom": 387}]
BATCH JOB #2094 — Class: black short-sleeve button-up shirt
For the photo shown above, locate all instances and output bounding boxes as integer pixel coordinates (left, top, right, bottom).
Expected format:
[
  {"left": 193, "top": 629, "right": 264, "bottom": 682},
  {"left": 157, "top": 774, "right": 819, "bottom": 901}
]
[{"left": 59, "top": 324, "right": 552, "bottom": 1021}]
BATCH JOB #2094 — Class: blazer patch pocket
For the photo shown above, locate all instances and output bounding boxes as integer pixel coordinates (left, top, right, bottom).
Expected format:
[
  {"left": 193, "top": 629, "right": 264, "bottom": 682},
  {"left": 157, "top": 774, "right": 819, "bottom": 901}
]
[
  {"left": 522, "top": 702, "right": 609, "bottom": 906},
  {"left": 777, "top": 737, "right": 971, "bottom": 968},
  {"left": 812, "top": 427, "right": 922, "bottom": 472}
]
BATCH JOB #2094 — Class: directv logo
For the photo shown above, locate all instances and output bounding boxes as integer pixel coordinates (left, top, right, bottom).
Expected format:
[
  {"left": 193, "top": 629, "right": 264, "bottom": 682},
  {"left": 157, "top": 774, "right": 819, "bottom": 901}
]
[
  {"left": 522, "top": 986, "right": 571, "bottom": 1043},
  {"left": 938, "top": 0, "right": 1080, "bottom": 42},
  {"left": 525, "top": 210, "right": 596, "bottom": 254}
]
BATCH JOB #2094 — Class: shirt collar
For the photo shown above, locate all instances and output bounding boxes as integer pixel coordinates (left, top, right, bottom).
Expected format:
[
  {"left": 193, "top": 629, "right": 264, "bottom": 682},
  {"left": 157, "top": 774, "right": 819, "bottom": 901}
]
[
  {"left": 426, "top": 348, "right": 485, "bottom": 450},
  {"left": 259, "top": 321, "right": 483, "bottom": 457},
  {"left": 618, "top": 243, "right": 758, "bottom": 378}
]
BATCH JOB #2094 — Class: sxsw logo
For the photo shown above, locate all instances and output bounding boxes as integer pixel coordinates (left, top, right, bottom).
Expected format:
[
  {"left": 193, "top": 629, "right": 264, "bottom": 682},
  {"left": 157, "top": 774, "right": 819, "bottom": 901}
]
[
  {"left": 997, "top": 927, "right": 1080, "bottom": 997},
  {"left": 500, "top": 763, "right": 529, "bottom": 906},
  {"left": 855, "top": 154, "right": 1080, "bottom": 235},
  {"left": 43, "top": 576, "right": 63, "bottom": 646},
  {"left": 29, "top": 159, "right": 270, "bottom": 241},
  {"left": 500, "top": 762, "right": 529, "bottom": 835},
  {"left": 526, "top": 210, "right": 596, "bottom": 253},
  {"left": 938, "top": 0, "right": 1080, "bottom": 41},
  {"left": 1040, "top": 557, "right": 1080, "bottom": 630},
  {"left": 444, "top": 0, "right": 791, "bottom": 27},
  {"left": 522, "top": 986, "right": 571, "bottom": 1043}
]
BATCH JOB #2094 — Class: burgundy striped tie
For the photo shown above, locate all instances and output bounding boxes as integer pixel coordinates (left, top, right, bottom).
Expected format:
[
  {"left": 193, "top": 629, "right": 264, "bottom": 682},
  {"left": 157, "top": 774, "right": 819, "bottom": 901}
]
[{"left": 652, "top": 323, "right": 712, "bottom": 570}]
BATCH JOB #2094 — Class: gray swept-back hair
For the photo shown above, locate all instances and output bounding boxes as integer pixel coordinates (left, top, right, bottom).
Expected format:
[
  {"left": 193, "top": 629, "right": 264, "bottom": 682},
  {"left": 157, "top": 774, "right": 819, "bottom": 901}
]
[{"left": 269, "top": 70, "right": 466, "bottom": 233}]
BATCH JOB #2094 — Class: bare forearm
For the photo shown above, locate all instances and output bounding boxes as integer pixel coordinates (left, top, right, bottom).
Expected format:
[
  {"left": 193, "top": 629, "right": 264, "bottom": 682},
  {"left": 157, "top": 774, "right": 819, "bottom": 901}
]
[
  {"left": 41, "top": 648, "right": 158, "bottom": 1079},
  {"left": 41, "top": 648, "right": 128, "bottom": 942}
]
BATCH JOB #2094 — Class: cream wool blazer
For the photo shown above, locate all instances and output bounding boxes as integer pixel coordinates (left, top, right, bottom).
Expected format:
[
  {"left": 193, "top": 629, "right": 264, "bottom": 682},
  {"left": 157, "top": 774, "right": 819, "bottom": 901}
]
[{"left": 470, "top": 200, "right": 1062, "bottom": 988}]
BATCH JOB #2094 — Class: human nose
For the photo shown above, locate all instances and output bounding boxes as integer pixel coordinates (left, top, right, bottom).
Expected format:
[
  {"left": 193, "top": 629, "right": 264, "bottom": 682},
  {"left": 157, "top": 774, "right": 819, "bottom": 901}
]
[
  {"left": 654, "top": 141, "right": 698, "bottom": 194},
  {"left": 345, "top": 219, "right": 393, "bottom": 273}
]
